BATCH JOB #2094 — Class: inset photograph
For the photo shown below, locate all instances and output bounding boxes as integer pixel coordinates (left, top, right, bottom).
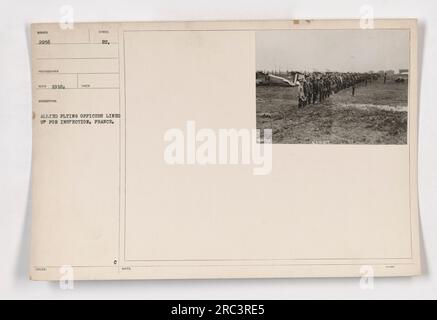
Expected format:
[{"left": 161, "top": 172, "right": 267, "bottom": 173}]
[{"left": 256, "top": 29, "right": 409, "bottom": 144}]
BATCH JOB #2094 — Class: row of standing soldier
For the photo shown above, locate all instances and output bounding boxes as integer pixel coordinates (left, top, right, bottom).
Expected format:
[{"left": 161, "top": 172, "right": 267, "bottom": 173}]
[{"left": 297, "top": 72, "right": 378, "bottom": 108}]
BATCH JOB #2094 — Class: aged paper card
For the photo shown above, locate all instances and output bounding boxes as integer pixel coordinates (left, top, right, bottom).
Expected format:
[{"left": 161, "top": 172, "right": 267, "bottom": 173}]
[{"left": 30, "top": 20, "right": 420, "bottom": 280}]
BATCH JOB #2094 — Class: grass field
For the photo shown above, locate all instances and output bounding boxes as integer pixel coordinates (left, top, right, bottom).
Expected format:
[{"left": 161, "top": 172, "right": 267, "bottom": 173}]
[{"left": 256, "top": 78, "right": 408, "bottom": 144}]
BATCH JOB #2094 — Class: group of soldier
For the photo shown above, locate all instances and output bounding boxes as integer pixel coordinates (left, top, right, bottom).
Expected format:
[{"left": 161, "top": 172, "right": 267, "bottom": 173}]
[{"left": 297, "top": 72, "right": 378, "bottom": 108}]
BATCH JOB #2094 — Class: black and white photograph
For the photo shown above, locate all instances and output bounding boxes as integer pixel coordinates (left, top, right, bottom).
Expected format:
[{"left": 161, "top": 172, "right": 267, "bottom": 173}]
[{"left": 256, "top": 29, "right": 410, "bottom": 144}]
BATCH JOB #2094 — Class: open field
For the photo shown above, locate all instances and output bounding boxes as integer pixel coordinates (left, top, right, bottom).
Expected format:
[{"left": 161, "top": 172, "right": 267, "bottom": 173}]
[{"left": 256, "top": 78, "right": 408, "bottom": 144}]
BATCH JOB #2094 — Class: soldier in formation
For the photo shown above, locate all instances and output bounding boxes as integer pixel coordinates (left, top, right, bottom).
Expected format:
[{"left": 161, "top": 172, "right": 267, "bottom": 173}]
[{"left": 296, "top": 72, "right": 378, "bottom": 108}]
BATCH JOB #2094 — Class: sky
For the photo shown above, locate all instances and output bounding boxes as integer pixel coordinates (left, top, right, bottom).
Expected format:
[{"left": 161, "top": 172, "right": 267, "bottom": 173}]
[{"left": 256, "top": 29, "right": 410, "bottom": 73}]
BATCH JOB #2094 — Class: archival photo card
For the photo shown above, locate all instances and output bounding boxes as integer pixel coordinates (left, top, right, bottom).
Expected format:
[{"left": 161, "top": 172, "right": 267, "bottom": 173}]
[
  {"left": 30, "top": 20, "right": 420, "bottom": 280},
  {"left": 256, "top": 29, "right": 410, "bottom": 144}
]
